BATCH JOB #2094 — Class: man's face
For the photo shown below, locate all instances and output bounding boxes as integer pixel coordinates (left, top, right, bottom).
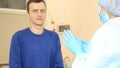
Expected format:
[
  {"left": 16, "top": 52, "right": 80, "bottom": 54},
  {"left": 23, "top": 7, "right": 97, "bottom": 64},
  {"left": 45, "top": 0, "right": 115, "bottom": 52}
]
[{"left": 28, "top": 2, "right": 46, "bottom": 26}]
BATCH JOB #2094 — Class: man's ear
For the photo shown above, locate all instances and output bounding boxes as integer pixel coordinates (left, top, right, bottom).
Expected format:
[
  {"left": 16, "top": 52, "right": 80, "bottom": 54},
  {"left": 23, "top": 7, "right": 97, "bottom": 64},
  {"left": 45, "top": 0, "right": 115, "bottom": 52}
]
[{"left": 26, "top": 12, "right": 29, "bottom": 17}]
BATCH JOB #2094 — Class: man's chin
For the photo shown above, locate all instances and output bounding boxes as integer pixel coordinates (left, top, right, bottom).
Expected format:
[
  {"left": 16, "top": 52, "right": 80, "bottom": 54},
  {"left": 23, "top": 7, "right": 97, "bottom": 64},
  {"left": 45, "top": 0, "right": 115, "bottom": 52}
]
[
  {"left": 34, "top": 22, "right": 43, "bottom": 26},
  {"left": 36, "top": 23, "right": 43, "bottom": 26}
]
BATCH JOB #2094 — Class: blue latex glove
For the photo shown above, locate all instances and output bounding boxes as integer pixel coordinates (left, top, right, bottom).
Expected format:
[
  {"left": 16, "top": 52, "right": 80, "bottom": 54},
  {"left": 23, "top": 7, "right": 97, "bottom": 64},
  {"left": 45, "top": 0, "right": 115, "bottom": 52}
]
[
  {"left": 99, "top": 13, "right": 109, "bottom": 23},
  {"left": 62, "top": 30, "right": 88, "bottom": 56}
]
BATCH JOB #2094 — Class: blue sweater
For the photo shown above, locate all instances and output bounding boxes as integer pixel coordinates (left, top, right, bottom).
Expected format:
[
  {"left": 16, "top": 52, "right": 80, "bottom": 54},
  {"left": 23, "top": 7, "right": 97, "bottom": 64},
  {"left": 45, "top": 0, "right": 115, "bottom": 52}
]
[{"left": 9, "top": 28, "right": 63, "bottom": 68}]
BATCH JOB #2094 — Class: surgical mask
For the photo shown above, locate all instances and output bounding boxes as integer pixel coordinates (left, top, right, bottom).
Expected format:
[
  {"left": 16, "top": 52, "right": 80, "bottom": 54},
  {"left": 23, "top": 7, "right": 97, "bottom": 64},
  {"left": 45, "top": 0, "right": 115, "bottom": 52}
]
[
  {"left": 99, "top": 13, "right": 110, "bottom": 23},
  {"left": 98, "top": 6, "right": 110, "bottom": 23}
]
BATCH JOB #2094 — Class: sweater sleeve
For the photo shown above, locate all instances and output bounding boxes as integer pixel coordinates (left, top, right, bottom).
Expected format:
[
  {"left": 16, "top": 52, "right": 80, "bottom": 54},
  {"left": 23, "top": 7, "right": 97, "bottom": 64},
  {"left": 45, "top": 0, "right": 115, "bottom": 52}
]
[
  {"left": 53, "top": 34, "right": 64, "bottom": 68},
  {"left": 9, "top": 32, "right": 22, "bottom": 68}
]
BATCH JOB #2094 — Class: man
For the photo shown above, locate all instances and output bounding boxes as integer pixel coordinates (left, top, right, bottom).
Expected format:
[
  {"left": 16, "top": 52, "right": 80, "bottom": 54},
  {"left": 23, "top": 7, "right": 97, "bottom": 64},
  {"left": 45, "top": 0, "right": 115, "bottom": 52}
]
[
  {"left": 63, "top": 0, "right": 120, "bottom": 68},
  {"left": 9, "top": 0, "right": 64, "bottom": 68}
]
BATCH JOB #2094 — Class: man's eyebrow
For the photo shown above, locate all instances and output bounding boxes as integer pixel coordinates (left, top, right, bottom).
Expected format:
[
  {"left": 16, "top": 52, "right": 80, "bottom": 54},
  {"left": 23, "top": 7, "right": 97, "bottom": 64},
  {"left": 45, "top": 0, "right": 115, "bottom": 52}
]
[
  {"left": 32, "top": 9, "right": 45, "bottom": 10},
  {"left": 32, "top": 9, "right": 38, "bottom": 10},
  {"left": 40, "top": 8, "right": 45, "bottom": 10}
]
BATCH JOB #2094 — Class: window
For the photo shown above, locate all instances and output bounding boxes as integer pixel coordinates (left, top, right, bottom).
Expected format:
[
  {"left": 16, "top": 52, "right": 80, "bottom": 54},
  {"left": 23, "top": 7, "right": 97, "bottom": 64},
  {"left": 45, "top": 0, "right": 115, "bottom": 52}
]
[{"left": 0, "top": 0, "right": 26, "bottom": 10}]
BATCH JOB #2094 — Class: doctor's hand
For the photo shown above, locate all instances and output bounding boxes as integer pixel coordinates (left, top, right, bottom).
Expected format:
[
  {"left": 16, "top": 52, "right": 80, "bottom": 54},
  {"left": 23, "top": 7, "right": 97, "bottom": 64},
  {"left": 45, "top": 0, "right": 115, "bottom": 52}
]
[{"left": 62, "top": 30, "right": 88, "bottom": 56}]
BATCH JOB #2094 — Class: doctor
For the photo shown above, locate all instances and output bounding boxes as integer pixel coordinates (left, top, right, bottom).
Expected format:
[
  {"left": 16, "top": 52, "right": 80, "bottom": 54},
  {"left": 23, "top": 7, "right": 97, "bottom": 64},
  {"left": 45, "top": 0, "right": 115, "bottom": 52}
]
[{"left": 63, "top": 0, "right": 120, "bottom": 68}]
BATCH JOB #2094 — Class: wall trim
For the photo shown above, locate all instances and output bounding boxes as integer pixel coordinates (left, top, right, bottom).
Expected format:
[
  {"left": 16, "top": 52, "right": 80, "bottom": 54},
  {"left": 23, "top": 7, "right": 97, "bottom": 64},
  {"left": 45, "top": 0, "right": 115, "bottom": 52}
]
[{"left": 0, "top": 8, "right": 26, "bottom": 15}]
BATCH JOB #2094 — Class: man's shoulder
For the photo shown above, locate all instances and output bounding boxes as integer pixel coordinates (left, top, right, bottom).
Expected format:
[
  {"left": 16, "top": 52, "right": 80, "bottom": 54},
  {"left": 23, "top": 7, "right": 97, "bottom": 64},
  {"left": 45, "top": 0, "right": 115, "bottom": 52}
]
[
  {"left": 44, "top": 29, "right": 59, "bottom": 39},
  {"left": 13, "top": 28, "right": 29, "bottom": 36},
  {"left": 45, "top": 29, "right": 58, "bottom": 36}
]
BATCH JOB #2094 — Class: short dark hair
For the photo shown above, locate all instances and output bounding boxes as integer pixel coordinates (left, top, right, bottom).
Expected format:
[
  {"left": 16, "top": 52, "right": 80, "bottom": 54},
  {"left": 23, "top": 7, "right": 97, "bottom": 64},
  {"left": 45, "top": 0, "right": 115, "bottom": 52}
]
[{"left": 27, "top": 0, "right": 46, "bottom": 13}]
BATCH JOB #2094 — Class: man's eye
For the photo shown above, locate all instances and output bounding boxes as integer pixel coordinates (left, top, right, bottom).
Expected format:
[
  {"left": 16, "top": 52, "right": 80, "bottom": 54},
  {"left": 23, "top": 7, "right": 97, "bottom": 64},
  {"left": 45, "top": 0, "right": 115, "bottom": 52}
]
[
  {"left": 32, "top": 10, "right": 38, "bottom": 13},
  {"left": 40, "top": 10, "right": 45, "bottom": 13}
]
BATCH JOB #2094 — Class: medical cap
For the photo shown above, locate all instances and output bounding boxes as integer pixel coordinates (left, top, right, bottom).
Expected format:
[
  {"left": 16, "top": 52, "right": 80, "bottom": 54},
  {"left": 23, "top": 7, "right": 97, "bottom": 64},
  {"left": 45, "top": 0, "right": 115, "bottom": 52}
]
[{"left": 98, "top": 0, "right": 120, "bottom": 16}]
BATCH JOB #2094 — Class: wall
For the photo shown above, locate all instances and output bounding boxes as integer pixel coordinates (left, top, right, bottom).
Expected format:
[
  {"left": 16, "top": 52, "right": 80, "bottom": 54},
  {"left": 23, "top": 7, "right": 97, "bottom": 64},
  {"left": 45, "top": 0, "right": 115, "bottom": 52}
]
[
  {"left": 0, "top": 0, "right": 102, "bottom": 65},
  {"left": 45, "top": 0, "right": 102, "bottom": 62},
  {"left": 0, "top": 9, "right": 29, "bottom": 64}
]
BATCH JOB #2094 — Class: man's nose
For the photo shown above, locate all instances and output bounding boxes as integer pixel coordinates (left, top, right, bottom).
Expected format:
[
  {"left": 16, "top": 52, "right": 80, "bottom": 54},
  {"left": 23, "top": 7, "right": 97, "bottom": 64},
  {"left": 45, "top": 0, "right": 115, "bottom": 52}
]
[{"left": 37, "top": 12, "right": 42, "bottom": 17}]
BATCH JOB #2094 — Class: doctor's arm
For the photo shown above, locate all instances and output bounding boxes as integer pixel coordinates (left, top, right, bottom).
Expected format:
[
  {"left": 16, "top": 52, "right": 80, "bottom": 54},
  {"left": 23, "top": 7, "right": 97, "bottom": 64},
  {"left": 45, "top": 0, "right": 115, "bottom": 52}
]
[{"left": 62, "top": 30, "right": 88, "bottom": 56}]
